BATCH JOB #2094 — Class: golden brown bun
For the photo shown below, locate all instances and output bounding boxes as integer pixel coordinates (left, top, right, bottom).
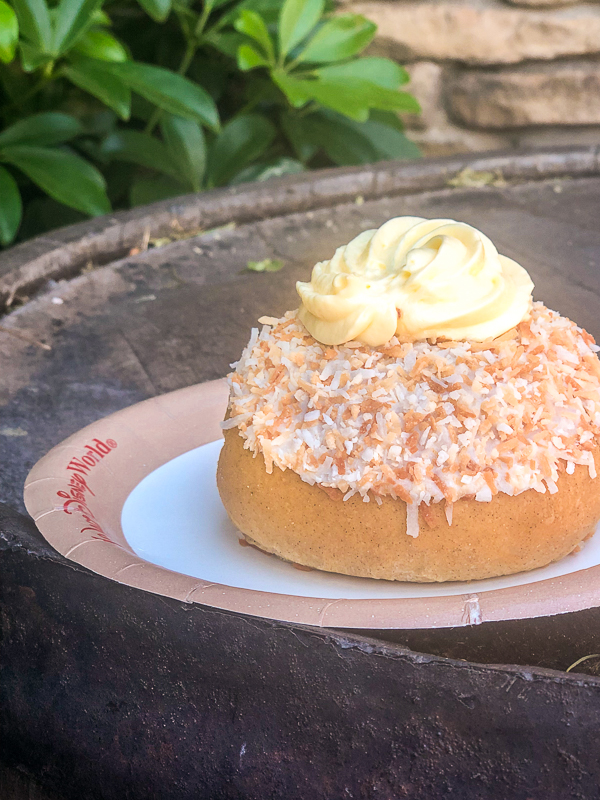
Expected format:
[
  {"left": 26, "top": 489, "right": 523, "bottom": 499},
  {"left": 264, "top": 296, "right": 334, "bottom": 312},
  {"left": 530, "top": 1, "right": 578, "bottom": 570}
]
[{"left": 217, "top": 428, "right": 600, "bottom": 582}]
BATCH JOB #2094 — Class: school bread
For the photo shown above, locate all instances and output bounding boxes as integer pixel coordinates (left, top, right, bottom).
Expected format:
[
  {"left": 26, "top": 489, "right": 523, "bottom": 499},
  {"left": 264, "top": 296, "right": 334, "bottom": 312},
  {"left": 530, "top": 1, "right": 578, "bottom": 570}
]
[{"left": 217, "top": 217, "right": 600, "bottom": 582}]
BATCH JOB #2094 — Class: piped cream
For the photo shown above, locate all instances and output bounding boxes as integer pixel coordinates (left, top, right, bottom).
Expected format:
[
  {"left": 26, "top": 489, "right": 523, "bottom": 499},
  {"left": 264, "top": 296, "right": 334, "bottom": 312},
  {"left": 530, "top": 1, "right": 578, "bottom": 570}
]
[{"left": 297, "top": 216, "right": 534, "bottom": 346}]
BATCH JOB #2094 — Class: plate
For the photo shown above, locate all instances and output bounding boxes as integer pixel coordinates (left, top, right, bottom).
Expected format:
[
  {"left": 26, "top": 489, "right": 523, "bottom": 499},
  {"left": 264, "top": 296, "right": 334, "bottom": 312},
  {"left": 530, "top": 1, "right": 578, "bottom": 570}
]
[{"left": 24, "top": 380, "right": 600, "bottom": 629}]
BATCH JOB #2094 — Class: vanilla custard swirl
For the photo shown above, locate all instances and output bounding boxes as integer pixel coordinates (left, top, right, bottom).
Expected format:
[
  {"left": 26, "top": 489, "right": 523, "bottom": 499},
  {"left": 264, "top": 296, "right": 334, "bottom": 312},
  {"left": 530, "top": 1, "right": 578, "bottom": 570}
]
[{"left": 297, "top": 216, "right": 534, "bottom": 346}]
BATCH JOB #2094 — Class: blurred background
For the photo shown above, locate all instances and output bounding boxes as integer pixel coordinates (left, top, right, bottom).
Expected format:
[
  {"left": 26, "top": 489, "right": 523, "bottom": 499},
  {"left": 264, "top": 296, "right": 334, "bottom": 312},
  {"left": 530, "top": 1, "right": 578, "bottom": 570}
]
[
  {"left": 0, "top": 0, "right": 596, "bottom": 248},
  {"left": 355, "top": 0, "right": 600, "bottom": 157}
]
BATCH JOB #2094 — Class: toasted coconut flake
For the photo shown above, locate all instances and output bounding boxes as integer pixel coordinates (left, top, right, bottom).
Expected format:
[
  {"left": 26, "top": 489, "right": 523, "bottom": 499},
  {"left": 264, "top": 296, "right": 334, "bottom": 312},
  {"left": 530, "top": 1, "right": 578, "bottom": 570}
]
[
  {"left": 406, "top": 502, "right": 420, "bottom": 538},
  {"left": 225, "top": 305, "right": 600, "bottom": 521}
]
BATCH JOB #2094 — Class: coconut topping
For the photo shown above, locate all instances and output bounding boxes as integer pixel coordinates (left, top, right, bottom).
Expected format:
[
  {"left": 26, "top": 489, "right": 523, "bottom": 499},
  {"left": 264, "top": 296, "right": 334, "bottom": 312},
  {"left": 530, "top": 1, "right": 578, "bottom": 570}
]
[{"left": 222, "top": 304, "right": 600, "bottom": 524}]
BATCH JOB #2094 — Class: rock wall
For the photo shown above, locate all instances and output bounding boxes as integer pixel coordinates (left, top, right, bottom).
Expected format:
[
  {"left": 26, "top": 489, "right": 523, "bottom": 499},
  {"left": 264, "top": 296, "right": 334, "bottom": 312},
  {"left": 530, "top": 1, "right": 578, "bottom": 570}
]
[{"left": 344, "top": 0, "right": 600, "bottom": 156}]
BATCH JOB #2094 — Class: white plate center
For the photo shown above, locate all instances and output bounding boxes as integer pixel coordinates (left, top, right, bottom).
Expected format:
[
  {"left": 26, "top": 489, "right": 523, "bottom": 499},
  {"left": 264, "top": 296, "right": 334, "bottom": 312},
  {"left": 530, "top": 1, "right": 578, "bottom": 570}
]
[{"left": 121, "top": 441, "right": 600, "bottom": 600}]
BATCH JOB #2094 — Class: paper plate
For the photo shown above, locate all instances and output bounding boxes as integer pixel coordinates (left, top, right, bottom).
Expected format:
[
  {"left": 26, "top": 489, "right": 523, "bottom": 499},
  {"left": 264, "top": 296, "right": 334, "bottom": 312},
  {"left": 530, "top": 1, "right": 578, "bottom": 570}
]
[{"left": 23, "top": 379, "right": 600, "bottom": 629}]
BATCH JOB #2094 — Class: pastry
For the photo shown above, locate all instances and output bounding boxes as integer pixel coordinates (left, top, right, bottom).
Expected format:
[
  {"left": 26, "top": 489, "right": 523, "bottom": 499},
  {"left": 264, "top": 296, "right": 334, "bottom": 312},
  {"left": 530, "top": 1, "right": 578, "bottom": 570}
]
[{"left": 217, "top": 217, "right": 600, "bottom": 581}]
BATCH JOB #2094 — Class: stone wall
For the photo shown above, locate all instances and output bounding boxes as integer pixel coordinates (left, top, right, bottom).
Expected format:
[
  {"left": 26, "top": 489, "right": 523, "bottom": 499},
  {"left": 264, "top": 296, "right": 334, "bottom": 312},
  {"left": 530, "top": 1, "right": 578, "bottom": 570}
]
[{"left": 344, "top": 0, "right": 600, "bottom": 156}]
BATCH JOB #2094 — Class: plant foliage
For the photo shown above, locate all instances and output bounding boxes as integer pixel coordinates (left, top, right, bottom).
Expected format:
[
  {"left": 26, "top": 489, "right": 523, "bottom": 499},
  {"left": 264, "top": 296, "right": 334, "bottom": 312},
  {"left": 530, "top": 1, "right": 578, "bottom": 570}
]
[{"left": 0, "top": 0, "right": 420, "bottom": 246}]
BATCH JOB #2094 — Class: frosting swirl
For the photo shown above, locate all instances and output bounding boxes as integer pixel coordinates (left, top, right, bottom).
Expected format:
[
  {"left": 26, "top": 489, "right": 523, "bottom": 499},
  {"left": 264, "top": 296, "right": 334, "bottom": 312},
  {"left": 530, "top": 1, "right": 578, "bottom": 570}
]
[{"left": 296, "top": 216, "right": 534, "bottom": 346}]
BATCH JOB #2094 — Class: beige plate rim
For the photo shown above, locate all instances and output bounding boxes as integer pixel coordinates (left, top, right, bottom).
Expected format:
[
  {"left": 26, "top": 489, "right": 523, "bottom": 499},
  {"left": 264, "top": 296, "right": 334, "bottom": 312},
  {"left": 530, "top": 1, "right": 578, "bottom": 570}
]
[{"left": 23, "top": 379, "right": 600, "bottom": 630}]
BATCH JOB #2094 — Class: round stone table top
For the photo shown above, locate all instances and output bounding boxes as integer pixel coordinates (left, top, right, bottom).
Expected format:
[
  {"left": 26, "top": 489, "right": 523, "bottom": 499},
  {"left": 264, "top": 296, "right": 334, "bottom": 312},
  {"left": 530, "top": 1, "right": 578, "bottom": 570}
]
[{"left": 3, "top": 148, "right": 600, "bottom": 799}]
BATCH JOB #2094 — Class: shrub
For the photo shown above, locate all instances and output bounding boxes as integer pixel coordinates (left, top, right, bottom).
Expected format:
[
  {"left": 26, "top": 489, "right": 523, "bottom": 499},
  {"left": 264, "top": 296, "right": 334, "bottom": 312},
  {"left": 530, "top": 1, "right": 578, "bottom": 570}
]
[{"left": 0, "top": 0, "right": 420, "bottom": 246}]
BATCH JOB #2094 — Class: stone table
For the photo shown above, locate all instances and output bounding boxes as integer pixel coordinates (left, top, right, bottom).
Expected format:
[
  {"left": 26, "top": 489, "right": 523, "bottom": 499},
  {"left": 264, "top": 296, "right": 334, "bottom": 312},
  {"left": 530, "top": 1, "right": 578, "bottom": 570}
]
[{"left": 3, "top": 148, "right": 600, "bottom": 799}]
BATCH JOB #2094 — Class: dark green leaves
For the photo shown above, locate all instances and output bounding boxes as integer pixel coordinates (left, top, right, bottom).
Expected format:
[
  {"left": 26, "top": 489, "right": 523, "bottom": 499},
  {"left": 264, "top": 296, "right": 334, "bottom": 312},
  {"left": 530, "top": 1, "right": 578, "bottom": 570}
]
[
  {"left": 0, "top": 0, "right": 19, "bottom": 64},
  {"left": 281, "top": 109, "right": 420, "bottom": 167},
  {"left": 206, "top": 30, "right": 247, "bottom": 58},
  {"left": 130, "top": 175, "right": 188, "bottom": 207},
  {"left": 107, "top": 62, "right": 220, "bottom": 130},
  {"left": 102, "top": 116, "right": 206, "bottom": 193},
  {"left": 0, "top": 121, "right": 103, "bottom": 241},
  {"left": 280, "top": 113, "right": 317, "bottom": 162},
  {"left": 19, "top": 40, "right": 51, "bottom": 72},
  {"left": 101, "top": 130, "right": 181, "bottom": 181},
  {"left": 0, "top": 0, "right": 421, "bottom": 251},
  {"left": 231, "top": 155, "right": 304, "bottom": 184},
  {"left": 136, "top": 0, "right": 171, "bottom": 23},
  {"left": 1, "top": 146, "right": 110, "bottom": 215},
  {"left": 278, "top": 0, "right": 324, "bottom": 58},
  {"left": 160, "top": 114, "right": 206, "bottom": 192},
  {"left": 63, "top": 57, "right": 131, "bottom": 119},
  {"left": 207, "top": 113, "right": 275, "bottom": 187},
  {"left": 0, "top": 112, "right": 83, "bottom": 147},
  {"left": 297, "top": 14, "right": 376, "bottom": 63},
  {"left": 0, "top": 111, "right": 106, "bottom": 229},
  {"left": 0, "top": 166, "right": 22, "bottom": 245}
]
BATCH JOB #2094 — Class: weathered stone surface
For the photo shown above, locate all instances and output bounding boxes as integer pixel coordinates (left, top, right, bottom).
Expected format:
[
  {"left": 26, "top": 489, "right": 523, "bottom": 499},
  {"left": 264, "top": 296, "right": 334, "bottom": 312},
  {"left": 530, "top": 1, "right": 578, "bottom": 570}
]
[
  {"left": 514, "top": 126, "right": 600, "bottom": 149},
  {"left": 448, "top": 61, "right": 600, "bottom": 128},
  {"left": 504, "top": 0, "right": 582, "bottom": 6},
  {"left": 6, "top": 152, "right": 600, "bottom": 798},
  {"left": 347, "top": 0, "right": 600, "bottom": 65},
  {"left": 404, "top": 61, "right": 510, "bottom": 156}
]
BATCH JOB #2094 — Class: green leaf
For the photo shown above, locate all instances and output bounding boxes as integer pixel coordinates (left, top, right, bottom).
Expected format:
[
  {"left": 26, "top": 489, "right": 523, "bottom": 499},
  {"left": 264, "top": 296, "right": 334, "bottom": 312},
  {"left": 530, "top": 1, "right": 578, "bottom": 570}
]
[
  {"left": 219, "top": 0, "right": 282, "bottom": 27},
  {"left": 315, "top": 57, "right": 409, "bottom": 89},
  {"left": 0, "top": 1, "right": 19, "bottom": 64},
  {"left": 207, "top": 113, "right": 275, "bottom": 187},
  {"left": 273, "top": 71, "right": 370, "bottom": 121},
  {"left": 136, "top": 0, "right": 171, "bottom": 23},
  {"left": 279, "top": 0, "right": 323, "bottom": 58},
  {"left": 276, "top": 71, "right": 420, "bottom": 119},
  {"left": 234, "top": 9, "right": 274, "bottom": 62},
  {"left": 204, "top": 30, "right": 247, "bottom": 58},
  {"left": 18, "top": 195, "right": 86, "bottom": 240},
  {"left": 237, "top": 43, "right": 269, "bottom": 70},
  {"left": 229, "top": 156, "right": 304, "bottom": 185},
  {"left": 297, "top": 109, "right": 420, "bottom": 166},
  {"left": 300, "top": 113, "right": 374, "bottom": 165},
  {"left": 160, "top": 114, "right": 206, "bottom": 192},
  {"left": 246, "top": 258, "right": 284, "bottom": 272},
  {"left": 0, "top": 55, "right": 29, "bottom": 102},
  {"left": 279, "top": 113, "right": 318, "bottom": 163},
  {"left": 366, "top": 120, "right": 421, "bottom": 159},
  {"left": 0, "top": 165, "right": 22, "bottom": 245},
  {"left": 271, "top": 71, "right": 312, "bottom": 108},
  {"left": 321, "top": 77, "right": 420, "bottom": 114},
  {"left": 19, "top": 40, "right": 52, "bottom": 71},
  {"left": 73, "top": 29, "right": 128, "bottom": 61},
  {"left": 107, "top": 61, "right": 220, "bottom": 131},
  {"left": 130, "top": 175, "right": 189, "bottom": 207},
  {"left": 64, "top": 57, "right": 131, "bottom": 120},
  {"left": 11, "top": 0, "right": 52, "bottom": 51},
  {"left": 100, "top": 130, "right": 181, "bottom": 181},
  {"left": 1, "top": 145, "right": 110, "bottom": 216},
  {"left": 297, "top": 13, "right": 376, "bottom": 63},
  {"left": 52, "top": 0, "right": 104, "bottom": 55},
  {"left": 369, "top": 109, "right": 406, "bottom": 132},
  {"left": 0, "top": 112, "right": 83, "bottom": 147}
]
